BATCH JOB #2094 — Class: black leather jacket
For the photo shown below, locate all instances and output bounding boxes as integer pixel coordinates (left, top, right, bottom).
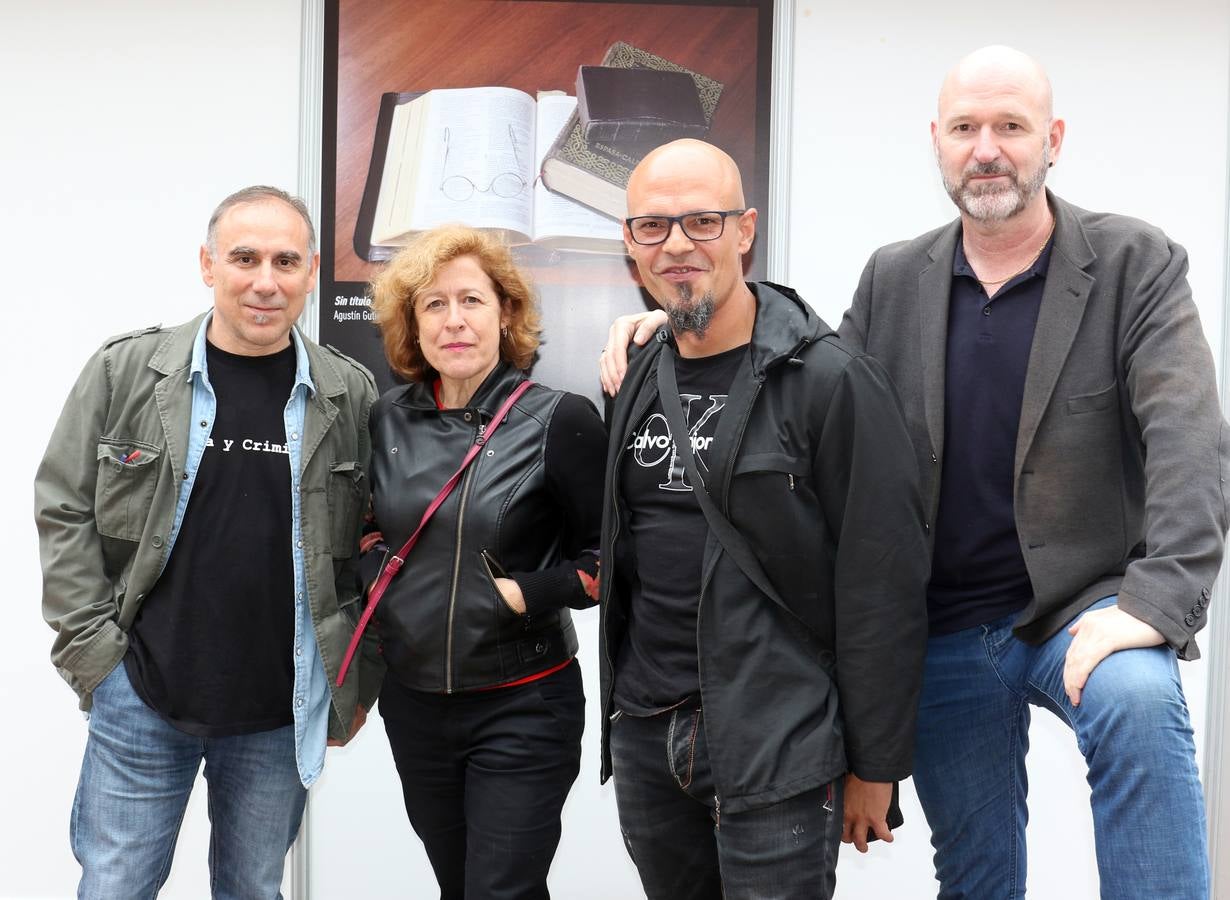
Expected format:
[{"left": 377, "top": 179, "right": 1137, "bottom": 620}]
[{"left": 368, "top": 363, "right": 603, "bottom": 692}]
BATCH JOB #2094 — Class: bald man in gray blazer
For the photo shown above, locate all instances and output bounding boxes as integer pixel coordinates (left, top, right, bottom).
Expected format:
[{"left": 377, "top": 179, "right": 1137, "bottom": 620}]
[{"left": 839, "top": 49, "right": 1225, "bottom": 900}]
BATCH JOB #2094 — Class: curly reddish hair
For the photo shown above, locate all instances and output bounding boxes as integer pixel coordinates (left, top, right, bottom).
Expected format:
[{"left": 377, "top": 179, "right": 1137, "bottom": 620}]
[{"left": 369, "top": 225, "right": 541, "bottom": 382}]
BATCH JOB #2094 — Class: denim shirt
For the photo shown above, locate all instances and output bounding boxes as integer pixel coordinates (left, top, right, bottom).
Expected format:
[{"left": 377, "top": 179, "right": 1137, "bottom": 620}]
[{"left": 173, "top": 314, "right": 329, "bottom": 786}]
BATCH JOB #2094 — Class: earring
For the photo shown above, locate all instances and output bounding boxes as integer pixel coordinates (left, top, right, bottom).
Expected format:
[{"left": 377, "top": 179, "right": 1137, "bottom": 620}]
[{"left": 501, "top": 326, "right": 509, "bottom": 337}]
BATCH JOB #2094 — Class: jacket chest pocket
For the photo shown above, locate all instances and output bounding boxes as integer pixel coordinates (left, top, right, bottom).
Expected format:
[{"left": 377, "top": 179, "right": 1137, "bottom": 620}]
[
  {"left": 731, "top": 452, "right": 809, "bottom": 502},
  {"left": 95, "top": 439, "right": 162, "bottom": 542},
  {"left": 1066, "top": 382, "right": 1119, "bottom": 415},
  {"left": 728, "top": 451, "right": 822, "bottom": 587},
  {"left": 327, "top": 460, "right": 366, "bottom": 557}
]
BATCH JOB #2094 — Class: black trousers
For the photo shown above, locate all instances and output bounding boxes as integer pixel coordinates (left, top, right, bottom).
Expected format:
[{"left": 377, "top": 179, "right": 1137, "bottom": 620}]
[{"left": 380, "top": 661, "right": 585, "bottom": 900}]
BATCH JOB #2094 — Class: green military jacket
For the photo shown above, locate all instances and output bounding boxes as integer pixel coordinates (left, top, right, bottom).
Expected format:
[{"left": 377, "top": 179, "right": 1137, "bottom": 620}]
[{"left": 34, "top": 313, "right": 383, "bottom": 741}]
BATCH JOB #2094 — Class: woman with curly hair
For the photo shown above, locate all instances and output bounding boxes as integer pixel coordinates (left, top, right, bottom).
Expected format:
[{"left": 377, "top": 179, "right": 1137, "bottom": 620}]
[{"left": 362, "top": 224, "right": 605, "bottom": 899}]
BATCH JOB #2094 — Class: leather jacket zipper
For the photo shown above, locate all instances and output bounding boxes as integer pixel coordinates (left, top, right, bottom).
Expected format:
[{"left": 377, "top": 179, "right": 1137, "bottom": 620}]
[{"left": 445, "top": 416, "right": 485, "bottom": 693}]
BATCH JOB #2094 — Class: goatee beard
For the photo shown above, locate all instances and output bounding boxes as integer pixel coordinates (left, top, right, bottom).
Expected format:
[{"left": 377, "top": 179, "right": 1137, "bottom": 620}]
[{"left": 666, "top": 283, "right": 715, "bottom": 339}]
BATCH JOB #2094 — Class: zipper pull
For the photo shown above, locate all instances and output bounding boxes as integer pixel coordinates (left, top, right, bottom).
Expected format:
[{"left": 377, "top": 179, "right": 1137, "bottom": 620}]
[{"left": 787, "top": 473, "right": 795, "bottom": 491}]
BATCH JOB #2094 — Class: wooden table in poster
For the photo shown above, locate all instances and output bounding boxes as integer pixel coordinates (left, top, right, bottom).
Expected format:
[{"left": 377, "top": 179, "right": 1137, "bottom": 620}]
[{"left": 332, "top": 0, "right": 766, "bottom": 287}]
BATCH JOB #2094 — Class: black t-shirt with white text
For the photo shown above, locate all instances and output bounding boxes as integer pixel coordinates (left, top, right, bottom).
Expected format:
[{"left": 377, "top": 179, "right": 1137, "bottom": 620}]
[
  {"left": 613, "top": 343, "right": 746, "bottom": 715},
  {"left": 125, "top": 341, "right": 297, "bottom": 737}
]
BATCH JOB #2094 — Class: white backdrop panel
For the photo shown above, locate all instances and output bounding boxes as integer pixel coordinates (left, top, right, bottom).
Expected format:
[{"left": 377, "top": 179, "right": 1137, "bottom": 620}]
[{"left": 1, "top": 1, "right": 1225, "bottom": 897}]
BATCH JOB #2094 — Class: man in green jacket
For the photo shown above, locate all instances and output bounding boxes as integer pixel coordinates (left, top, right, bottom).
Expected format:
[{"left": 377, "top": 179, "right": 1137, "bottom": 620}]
[{"left": 34, "top": 186, "right": 381, "bottom": 899}]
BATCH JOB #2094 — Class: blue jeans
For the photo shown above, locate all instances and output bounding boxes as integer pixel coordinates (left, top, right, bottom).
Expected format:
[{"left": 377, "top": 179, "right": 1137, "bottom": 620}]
[
  {"left": 609, "top": 705, "right": 842, "bottom": 900},
  {"left": 71, "top": 663, "right": 307, "bottom": 900},
  {"left": 914, "top": 596, "right": 1208, "bottom": 899}
]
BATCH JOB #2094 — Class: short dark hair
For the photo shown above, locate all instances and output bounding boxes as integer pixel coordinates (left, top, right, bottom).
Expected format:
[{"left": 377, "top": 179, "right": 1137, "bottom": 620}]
[{"left": 205, "top": 186, "right": 316, "bottom": 257}]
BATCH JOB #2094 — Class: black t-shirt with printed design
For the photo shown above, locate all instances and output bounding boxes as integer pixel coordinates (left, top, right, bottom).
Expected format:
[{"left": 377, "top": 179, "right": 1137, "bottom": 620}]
[
  {"left": 613, "top": 342, "right": 747, "bottom": 715},
  {"left": 125, "top": 341, "right": 297, "bottom": 737}
]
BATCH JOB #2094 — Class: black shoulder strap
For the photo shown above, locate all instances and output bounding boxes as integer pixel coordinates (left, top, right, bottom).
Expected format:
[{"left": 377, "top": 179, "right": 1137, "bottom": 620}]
[{"left": 655, "top": 346, "right": 787, "bottom": 611}]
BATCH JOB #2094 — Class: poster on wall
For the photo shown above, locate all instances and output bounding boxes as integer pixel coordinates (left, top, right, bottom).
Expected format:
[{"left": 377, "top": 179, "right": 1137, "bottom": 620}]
[{"left": 319, "top": 0, "right": 776, "bottom": 402}]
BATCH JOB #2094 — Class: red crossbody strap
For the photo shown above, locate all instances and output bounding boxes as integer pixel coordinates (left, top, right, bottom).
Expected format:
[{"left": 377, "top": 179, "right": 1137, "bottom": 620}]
[{"left": 335, "top": 380, "right": 534, "bottom": 686}]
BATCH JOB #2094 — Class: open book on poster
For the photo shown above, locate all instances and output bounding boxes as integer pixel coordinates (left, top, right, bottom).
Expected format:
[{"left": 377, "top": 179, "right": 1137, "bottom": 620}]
[{"left": 356, "top": 87, "right": 624, "bottom": 261}]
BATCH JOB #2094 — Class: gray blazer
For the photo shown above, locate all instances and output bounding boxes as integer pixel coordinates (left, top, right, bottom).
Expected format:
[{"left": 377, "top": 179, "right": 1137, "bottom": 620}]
[{"left": 839, "top": 191, "right": 1228, "bottom": 658}]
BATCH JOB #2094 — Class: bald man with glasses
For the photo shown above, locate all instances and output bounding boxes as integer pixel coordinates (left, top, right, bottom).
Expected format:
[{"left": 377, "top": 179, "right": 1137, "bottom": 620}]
[{"left": 594, "top": 139, "right": 929, "bottom": 900}]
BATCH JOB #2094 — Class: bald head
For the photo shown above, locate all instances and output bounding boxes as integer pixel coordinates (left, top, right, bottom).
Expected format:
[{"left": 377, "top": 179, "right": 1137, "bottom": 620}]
[
  {"left": 626, "top": 139, "right": 746, "bottom": 215},
  {"left": 939, "top": 45, "right": 1053, "bottom": 121}
]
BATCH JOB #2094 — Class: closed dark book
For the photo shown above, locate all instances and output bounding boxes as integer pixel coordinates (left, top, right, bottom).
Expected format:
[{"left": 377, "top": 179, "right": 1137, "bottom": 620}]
[
  {"left": 541, "top": 42, "right": 724, "bottom": 220},
  {"left": 577, "top": 65, "right": 708, "bottom": 150}
]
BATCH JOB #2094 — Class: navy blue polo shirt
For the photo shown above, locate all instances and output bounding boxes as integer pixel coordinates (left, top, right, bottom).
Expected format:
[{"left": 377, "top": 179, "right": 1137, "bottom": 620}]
[{"left": 927, "top": 233, "right": 1055, "bottom": 635}]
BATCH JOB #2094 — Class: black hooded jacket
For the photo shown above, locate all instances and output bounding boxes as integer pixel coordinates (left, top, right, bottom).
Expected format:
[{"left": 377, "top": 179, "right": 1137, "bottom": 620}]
[{"left": 599, "top": 282, "right": 930, "bottom": 814}]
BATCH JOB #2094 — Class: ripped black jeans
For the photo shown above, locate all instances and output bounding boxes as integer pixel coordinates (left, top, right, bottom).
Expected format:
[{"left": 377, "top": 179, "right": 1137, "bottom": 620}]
[{"left": 609, "top": 705, "right": 842, "bottom": 900}]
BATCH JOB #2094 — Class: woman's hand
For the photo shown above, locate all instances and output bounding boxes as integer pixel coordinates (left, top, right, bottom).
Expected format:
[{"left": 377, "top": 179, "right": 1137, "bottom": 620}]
[{"left": 495, "top": 577, "right": 526, "bottom": 614}]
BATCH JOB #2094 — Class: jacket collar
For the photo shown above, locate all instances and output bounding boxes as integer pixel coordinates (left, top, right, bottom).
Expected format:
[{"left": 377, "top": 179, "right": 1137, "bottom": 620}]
[
  {"left": 148, "top": 313, "right": 207, "bottom": 376},
  {"left": 395, "top": 360, "right": 527, "bottom": 415},
  {"left": 657, "top": 282, "right": 829, "bottom": 379},
  {"left": 746, "top": 282, "right": 830, "bottom": 377},
  {"left": 146, "top": 310, "right": 346, "bottom": 399}
]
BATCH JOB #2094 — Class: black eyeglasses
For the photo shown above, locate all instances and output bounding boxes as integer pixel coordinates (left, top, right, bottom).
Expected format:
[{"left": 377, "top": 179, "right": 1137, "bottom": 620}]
[{"left": 624, "top": 209, "right": 746, "bottom": 245}]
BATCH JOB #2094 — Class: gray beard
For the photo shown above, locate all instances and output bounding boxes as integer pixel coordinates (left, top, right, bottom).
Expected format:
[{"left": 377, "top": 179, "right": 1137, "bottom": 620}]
[
  {"left": 944, "top": 144, "right": 1050, "bottom": 222},
  {"left": 666, "top": 283, "right": 715, "bottom": 339}
]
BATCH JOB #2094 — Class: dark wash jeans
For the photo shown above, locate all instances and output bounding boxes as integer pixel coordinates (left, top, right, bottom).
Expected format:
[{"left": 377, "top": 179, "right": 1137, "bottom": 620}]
[
  {"left": 609, "top": 705, "right": 842, "bottom": 900},
  {"left": 380, "top": 660, "right": 584, "bottom": 900}
]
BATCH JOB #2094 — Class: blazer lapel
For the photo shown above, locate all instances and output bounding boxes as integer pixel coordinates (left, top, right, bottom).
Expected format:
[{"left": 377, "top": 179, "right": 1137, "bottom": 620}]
[
  {"left": 1014, "top": 196, "right": 1096, "bottom": 475},
  {"left": 919, "top": 222, "right": 960, "bottom": 461}
]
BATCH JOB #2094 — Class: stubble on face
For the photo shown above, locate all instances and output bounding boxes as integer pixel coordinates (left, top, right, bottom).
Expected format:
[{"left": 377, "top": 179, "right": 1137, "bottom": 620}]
[
  {"left": 665, "top": 282, "right": 716, "bottom": 339},
  {"left": 201, "top": 200, "right": 316, "bottom": 356},
  {"left": 941, "top": 139, "right": 1051, "bottom": 222}
]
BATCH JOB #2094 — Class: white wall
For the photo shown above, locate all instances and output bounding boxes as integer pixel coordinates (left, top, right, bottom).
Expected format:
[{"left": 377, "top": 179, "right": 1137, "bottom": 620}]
[
  {"left": 0, "top": 2, "right": 304, "bottom": 896},
  {"left": 1, "top": 1, "right": 1226, "bottom": 898}
]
